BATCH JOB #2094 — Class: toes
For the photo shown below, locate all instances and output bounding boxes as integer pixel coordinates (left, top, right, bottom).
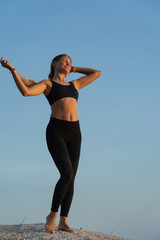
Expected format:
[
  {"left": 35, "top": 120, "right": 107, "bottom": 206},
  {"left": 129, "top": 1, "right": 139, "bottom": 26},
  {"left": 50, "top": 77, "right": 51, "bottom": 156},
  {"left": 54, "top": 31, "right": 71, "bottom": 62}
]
[
  {"left": 58, "top": 226, "right": 76, "bottom": 233},
  {"left": 45, "top": 224, "right": 55, "bottom": 234},
  {"left": 45, "top": 229, "right": 54, "bottom": 234}
]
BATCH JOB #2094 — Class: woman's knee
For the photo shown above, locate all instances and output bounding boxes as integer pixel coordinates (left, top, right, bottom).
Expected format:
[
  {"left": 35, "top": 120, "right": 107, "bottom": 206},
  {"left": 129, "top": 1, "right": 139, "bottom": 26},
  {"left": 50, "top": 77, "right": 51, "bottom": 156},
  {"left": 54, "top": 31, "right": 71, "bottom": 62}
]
[{"left": 62, "top": 172, "right": 74, "bottom": 184}]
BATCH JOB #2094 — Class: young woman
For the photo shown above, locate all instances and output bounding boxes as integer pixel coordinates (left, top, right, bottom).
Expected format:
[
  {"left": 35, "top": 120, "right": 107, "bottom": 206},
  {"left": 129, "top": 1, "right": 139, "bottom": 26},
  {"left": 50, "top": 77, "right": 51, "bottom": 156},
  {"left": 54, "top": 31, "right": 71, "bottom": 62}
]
[{"left": 0, "top": 54, "right": 102, "bottom": 233}]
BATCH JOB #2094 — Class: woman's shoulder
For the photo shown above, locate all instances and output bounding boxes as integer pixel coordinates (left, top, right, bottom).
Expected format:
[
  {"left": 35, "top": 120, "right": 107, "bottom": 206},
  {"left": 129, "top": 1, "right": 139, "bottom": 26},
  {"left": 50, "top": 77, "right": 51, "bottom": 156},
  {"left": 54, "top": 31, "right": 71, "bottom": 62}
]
[
  {"left": 40, "top": 79, "right": 51, "bottom": 84},
  {"left": 38, "top": 79, "right": 52, "bottom": 87},
  {"left": 40, "top": 79, "right": 52, "bottom": 96}
]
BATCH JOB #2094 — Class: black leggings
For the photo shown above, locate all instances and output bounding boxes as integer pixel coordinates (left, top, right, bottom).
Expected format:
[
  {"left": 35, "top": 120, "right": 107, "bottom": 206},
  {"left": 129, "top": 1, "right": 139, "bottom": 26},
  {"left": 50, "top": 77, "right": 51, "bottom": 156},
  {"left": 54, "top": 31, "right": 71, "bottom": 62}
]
[{"left": 46, "top": 117, "right": 82, "bottom": 217}]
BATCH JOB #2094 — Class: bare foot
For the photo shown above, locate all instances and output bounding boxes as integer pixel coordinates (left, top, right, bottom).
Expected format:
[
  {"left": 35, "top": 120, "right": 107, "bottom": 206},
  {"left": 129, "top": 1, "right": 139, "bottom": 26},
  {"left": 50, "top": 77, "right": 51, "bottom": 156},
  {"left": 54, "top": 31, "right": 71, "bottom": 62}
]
[
  {"left": 58, "top": 223, "right": 76, "bottom": 233},
  {"left": 45, "top": 212, "right": 57, "bottom": 233}
]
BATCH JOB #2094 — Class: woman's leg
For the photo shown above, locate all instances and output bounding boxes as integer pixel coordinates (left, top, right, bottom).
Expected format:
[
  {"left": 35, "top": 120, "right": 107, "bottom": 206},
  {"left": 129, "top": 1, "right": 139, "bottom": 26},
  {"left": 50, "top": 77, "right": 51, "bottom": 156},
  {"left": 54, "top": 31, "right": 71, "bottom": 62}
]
[
  {"left": 45, "top": 145, "right": 73, "bottom": 234},
  {"left": 45, "top": 118, "right": 82, "bottom": 233},
  {"left": 47, "top": 133, "right": 74, "bottom": 213},
  {"left": 58, "top": 125, "right": 82, "bottom": 232},
  {"left": 60, "top": 135, "right": 81, "bottom": 217},
  {"left": 50, "top": 144, "right": 74, "bottom": 213},
  {"left": 45, "top": 120, "right": 75, "bottom": 233}
]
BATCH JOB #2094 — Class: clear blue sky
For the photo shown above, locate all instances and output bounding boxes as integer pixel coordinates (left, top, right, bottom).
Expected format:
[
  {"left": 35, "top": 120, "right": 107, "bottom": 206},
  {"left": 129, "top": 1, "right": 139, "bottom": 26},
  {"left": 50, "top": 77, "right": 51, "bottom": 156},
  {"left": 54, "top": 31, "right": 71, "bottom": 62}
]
[{"left": 0, "top": 1, "right": 160, "bottom": 240}]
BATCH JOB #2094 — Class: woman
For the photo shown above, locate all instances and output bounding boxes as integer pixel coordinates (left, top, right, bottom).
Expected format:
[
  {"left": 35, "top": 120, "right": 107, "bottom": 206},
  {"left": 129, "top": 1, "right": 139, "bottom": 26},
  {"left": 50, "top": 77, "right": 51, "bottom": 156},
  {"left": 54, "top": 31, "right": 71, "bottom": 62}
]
[{"left": 0, "top": 54, "right": 102, "bottom": 233}]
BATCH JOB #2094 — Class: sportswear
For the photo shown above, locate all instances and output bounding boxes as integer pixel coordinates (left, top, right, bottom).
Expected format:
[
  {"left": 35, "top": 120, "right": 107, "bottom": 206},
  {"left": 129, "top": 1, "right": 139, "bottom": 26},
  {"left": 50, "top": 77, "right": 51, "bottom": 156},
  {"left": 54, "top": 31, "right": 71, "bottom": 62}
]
[
  {"left": 46, "top": 117, "right": 81, "bottom": 216},
  {"left": 46, "top": 81, "right": 78, "bottom": 105}
]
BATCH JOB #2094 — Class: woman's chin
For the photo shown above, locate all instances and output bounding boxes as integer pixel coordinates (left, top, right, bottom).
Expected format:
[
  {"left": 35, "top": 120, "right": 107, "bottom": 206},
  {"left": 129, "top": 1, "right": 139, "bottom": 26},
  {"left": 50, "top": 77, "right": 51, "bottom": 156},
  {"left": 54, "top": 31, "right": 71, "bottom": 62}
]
[{"left": 62, "top": 69, "right": 70, "bottom": 75}]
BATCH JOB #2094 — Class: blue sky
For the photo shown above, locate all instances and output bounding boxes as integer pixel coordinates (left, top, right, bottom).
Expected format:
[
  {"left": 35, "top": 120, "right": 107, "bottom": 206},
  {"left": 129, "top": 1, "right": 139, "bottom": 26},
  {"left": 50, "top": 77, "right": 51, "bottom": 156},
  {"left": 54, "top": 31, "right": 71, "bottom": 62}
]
[{"left": 0, "top": 1, "right": 160, "bottom": 240}]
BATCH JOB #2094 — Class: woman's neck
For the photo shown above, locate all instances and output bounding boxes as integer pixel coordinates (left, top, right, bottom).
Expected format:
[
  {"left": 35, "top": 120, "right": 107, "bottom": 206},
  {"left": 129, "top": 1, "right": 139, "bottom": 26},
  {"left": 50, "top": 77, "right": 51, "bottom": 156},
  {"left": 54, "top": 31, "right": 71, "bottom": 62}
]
[{"left": 52, "top": 72, "right": 66, "bottom": 82}]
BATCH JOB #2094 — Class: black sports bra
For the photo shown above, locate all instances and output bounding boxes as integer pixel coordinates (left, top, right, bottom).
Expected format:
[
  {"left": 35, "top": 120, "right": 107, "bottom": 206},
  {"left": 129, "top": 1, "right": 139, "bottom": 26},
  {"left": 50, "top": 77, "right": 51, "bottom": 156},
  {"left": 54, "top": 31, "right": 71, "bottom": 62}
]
[{"left": 45, "top": 81, "right": 79, "bottom": 105}]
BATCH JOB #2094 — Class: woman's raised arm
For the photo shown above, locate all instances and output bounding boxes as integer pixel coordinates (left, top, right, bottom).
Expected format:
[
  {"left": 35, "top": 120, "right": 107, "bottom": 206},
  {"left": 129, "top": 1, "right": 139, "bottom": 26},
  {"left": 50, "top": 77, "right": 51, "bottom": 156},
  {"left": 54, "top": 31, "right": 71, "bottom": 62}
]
[
  {"left": 70, "top": 66, "right": 102, "bottom": 90},
  {"left": 1, "top": 57, "right": 47, "bottom": 96}
]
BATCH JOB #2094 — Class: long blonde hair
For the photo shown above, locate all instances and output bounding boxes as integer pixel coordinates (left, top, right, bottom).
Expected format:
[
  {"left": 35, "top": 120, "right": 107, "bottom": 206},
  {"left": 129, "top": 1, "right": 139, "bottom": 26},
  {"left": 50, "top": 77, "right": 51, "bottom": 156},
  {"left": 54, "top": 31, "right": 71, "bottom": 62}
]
[{"left": 16, "top": 71, "right": 37, "bottom": 87}]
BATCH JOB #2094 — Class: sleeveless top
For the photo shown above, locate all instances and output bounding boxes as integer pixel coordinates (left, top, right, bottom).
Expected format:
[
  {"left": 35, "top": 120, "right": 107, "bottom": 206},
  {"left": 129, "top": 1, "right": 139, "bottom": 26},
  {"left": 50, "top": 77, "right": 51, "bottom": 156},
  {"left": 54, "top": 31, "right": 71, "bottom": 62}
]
[{"left": 45, "top": 81, "right": 79, "bottom": 105}]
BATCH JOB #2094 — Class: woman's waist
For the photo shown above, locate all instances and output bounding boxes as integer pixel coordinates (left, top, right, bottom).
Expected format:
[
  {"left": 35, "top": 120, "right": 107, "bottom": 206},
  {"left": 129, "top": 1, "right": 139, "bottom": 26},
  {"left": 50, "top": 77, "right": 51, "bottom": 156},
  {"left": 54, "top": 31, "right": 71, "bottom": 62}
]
[
  {"left": 50, "top": 112, "right": 79, "bottom": 122},
  {"left": 47, "top": 116, "right": 80, "bottom": 132}
]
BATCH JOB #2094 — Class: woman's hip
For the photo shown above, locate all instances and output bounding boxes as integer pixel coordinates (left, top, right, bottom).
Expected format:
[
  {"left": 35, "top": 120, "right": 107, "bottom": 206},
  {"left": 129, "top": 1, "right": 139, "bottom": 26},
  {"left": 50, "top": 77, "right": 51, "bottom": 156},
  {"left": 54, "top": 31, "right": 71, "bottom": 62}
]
[{"left": 46, "top": 117, "right": 81, "bottom": 143}]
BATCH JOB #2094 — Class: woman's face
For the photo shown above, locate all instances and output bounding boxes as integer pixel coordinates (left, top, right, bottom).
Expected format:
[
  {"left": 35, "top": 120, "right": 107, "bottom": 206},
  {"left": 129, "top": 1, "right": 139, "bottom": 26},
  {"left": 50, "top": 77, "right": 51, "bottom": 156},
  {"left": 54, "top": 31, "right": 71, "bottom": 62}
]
[{"left": 54, "top": 56, "right": 72, "bottom": 75}]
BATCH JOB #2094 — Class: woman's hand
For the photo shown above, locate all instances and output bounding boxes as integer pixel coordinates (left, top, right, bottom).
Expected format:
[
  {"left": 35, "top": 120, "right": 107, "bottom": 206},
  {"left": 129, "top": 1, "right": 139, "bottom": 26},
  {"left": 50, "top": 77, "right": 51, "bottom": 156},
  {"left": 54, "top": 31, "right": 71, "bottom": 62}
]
[
  {"left": 70, "top": 66, "right": 76, "bottom": 73},
  {"left": 71, "top": 66, "right": 102, "bottom": 90},
  {"left": 0, "top": 57, "right": 14, "bottom": 70}
]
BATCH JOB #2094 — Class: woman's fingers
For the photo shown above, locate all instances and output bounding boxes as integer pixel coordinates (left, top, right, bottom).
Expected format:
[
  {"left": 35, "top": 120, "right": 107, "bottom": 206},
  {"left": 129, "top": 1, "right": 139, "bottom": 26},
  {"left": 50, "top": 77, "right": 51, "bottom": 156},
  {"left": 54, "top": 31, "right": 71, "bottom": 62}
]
[
  {"left": 0, "top": 57, "right": 6, "bottom": 65},
  {"left": 1, "top": 57, "right": 8, "bottom": 64},
  {"left": 0, "top": 57, "right": 11, "bottom": 69}
]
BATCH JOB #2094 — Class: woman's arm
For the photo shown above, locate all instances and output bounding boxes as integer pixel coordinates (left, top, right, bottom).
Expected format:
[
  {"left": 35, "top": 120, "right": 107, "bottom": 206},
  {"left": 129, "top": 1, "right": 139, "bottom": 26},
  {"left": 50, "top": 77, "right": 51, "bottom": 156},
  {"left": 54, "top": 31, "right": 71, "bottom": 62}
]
[
  {"left": 70, "top": 66, "right": 102, "bottom": 90},
  {"left": 11, "top": 69, "right": 47, "bottom": 96},
  {"left": 1, "top": 57, "right": 47, "bottom": 96}
]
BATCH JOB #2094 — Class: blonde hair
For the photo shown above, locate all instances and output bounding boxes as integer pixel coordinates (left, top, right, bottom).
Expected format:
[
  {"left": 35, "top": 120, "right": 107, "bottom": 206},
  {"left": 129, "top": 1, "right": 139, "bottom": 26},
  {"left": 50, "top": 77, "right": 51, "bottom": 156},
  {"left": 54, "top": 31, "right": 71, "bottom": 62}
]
[{"left": 16, "top": 71, "right": 37, "bottom": 87}]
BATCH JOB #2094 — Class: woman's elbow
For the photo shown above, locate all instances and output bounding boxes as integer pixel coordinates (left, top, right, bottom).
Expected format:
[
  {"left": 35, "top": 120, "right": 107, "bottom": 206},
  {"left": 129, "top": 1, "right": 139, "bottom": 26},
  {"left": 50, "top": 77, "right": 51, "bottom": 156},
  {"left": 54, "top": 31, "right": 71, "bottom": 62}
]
[
  {"left": 22, "top": 91, "right": 29, "bottom": 97},
  {"left": 96, "top": 70, "right": 102, "bottom": 77},
  {"left": 99, "top": 70, "right": 102, "bottom": 76}
]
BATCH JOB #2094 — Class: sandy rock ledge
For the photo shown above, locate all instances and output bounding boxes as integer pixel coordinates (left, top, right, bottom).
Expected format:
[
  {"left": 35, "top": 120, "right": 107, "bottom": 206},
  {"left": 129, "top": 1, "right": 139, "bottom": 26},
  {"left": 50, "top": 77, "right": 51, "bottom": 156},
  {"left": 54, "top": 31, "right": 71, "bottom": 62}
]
[{"left": 0, "top": 223, "right": 128, "bottom": 240}]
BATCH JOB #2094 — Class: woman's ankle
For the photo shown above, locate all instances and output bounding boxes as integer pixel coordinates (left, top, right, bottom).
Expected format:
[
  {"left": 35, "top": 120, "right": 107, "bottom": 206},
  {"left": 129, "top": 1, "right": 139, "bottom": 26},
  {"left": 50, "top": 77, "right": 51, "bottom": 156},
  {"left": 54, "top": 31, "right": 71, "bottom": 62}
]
[
  {"left": 49, "top": 211, "right": 58, "bottom": 217},
  {"left": 59, "top": 216, "right": 67, "bottom": 224}
]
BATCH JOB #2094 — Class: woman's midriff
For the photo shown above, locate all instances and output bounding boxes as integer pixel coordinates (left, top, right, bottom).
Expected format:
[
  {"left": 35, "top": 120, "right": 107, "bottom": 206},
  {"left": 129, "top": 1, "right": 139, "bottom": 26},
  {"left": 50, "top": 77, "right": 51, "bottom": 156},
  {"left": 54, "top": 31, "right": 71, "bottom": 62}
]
[{"left": 50, "top": 97, "right": 79, "bottom": 122}]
